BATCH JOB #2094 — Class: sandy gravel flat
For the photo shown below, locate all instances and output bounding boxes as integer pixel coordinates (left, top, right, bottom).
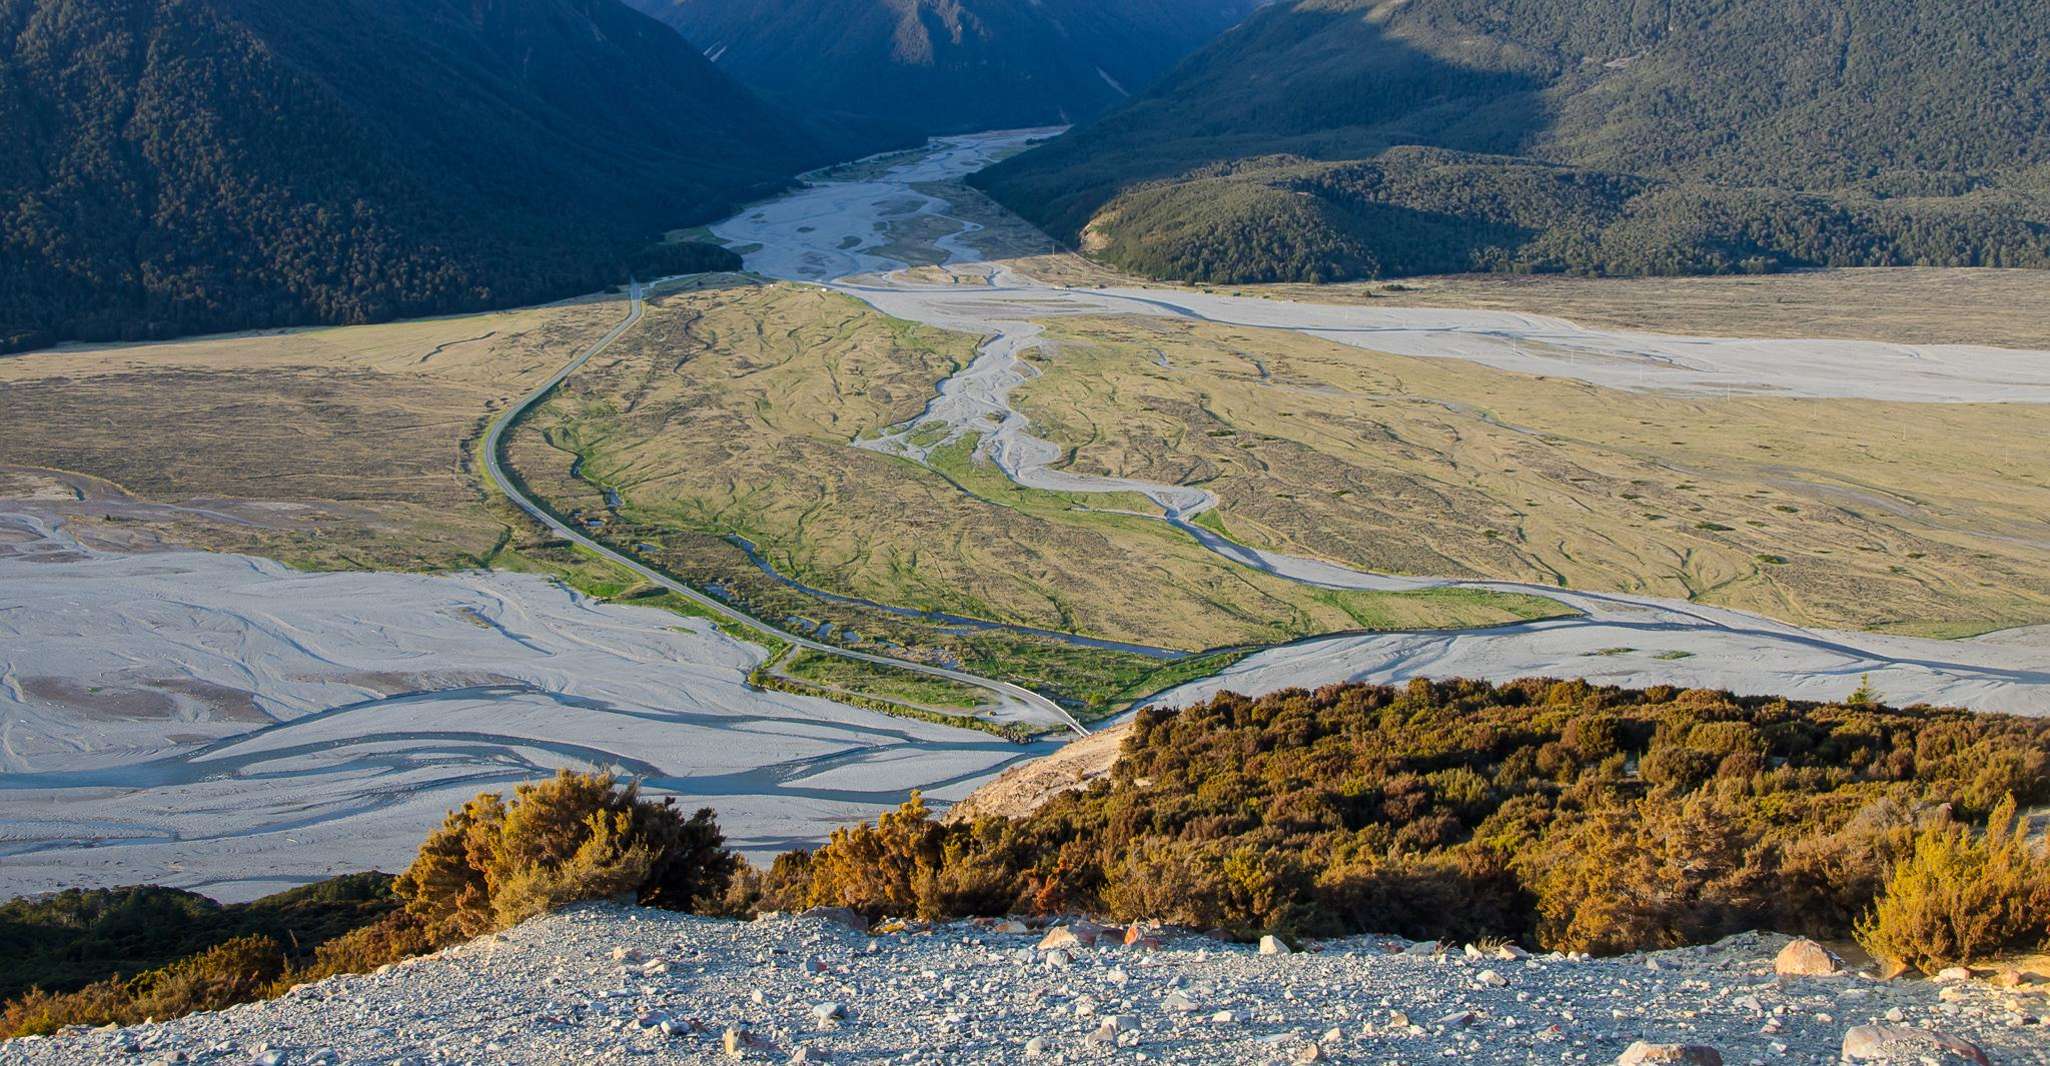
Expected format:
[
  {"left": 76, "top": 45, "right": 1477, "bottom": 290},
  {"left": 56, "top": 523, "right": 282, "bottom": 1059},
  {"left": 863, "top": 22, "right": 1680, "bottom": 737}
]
[
  {"left": 725, "top": 132, "right": 2050, "bottom": 407},
  {"left": 1145, "top": 611, "right": 2050, "bottom": 717},
  {"left": 0, "top": 511, "right": 1045, "bottom": 901}
]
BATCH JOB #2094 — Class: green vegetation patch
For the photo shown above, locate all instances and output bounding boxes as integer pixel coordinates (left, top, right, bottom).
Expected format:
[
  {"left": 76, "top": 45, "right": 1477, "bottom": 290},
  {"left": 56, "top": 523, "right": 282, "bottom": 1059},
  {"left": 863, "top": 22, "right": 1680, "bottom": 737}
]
[{"left": 778, "top": 649, "right": 992, "bottom": 710}]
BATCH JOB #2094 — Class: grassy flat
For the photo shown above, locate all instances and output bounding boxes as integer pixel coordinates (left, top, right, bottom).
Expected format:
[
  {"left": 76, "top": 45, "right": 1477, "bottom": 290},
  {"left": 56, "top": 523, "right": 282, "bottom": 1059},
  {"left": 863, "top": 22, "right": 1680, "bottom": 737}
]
[
  {"left": 1013, "top": 313, "right": 2050, "bottom": 636},
  {"left": 511, "top": 281, "right": 1566, "bottom": 657},
  {"left": 0, "top": 301, "right": 624, "bottom": 571}
]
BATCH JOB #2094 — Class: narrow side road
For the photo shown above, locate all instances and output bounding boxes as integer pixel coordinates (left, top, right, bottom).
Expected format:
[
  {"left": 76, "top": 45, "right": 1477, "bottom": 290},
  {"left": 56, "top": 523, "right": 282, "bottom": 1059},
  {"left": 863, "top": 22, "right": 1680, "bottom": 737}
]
[{"left": 480, "top": 280, "right": 1088, "bottom": 738}]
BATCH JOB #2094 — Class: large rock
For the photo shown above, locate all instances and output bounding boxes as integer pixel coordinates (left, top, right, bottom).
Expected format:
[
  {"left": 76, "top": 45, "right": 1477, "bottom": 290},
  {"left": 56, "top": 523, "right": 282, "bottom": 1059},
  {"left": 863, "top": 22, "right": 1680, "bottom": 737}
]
[
  {"left": 1258, "top": 934, "right": 1292, "bottom": 956},
  {"left": 1773, "top": 938, "right": 1845, "bottom": 977},
  {"left": 1841, "top": 1024, "right": 1990, "bottom": 1065},
  {"left": 1037, "top": 926, "right": 1089, "bottom": 951},
  {"left": 1616, "top": 1043, "right": 1722, "bottom": 1065}
]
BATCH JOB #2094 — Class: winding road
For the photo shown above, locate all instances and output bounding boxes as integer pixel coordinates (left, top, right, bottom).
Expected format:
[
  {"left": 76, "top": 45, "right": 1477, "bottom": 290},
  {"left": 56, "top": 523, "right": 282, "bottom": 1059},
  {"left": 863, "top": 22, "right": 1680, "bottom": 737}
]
[{"left": 479, "top": 282, "right": 1089, "bottom": 738}]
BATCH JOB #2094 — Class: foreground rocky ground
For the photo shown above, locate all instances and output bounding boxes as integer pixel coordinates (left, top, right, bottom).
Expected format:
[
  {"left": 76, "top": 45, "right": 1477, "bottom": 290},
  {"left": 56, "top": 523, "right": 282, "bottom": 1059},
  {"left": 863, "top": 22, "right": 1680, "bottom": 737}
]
[{"left": 5, "top": 904, "right": 2045, "bottom": 1065}]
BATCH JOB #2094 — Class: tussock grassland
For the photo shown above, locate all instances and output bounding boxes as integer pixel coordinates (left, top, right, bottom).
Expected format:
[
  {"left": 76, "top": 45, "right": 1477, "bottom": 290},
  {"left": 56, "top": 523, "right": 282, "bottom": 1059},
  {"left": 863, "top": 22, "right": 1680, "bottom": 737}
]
[
  {"left": 1014, "top": 314, "right": 2050, "bottom": 636},
  {"left": 995, "top": 258, "right": 2050, "bottom": 353},
  {"left": 1261, "top": 268, "right": 2050, "bottom": 351},
  {"left": 0, "top": 302, "right": 620, "bottom": 570},
  {"left": 510, "top": 281, "right": 1562, "bottom": 654}
]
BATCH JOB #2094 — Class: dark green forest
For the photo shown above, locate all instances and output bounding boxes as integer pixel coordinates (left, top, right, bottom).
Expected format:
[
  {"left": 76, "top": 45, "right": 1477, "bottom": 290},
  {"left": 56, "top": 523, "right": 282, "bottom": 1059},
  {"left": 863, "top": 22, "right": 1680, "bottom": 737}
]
[
  {"left": 0, "top": 0, "right": 811, "bottom": 352},
  {"left": 0, "top": 874, "right": 396, "bottom": 1001},
  {"left": 974, "top": 0, "right": 2050, "bottom": 283}
]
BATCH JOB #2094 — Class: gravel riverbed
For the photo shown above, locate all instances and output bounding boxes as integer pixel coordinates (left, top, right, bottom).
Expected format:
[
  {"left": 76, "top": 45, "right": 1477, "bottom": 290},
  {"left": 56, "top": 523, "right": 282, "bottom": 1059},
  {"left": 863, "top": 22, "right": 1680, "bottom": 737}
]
[{"left": 6, "top": 904, "right": 2044, "bottom": 1065}]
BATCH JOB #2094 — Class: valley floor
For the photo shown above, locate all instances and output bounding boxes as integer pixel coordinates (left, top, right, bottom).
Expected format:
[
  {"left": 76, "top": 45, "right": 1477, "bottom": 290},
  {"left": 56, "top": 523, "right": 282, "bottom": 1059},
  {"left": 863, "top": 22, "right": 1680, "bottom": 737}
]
[
  {"left": 4, "top": 905, "right": 2044, "bottom": 1065},
  {"left": 6, "top": 129, "right": 2050, "bottom": 901}
]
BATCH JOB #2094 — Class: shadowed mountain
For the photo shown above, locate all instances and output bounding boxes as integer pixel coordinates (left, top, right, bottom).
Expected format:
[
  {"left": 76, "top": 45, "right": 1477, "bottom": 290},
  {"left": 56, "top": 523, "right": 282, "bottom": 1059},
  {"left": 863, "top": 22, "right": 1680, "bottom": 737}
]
[
  {"left": 0, "top": 0, "right": 822, "bottom": 351},
  {"left": 624, "top": 0, "right": 1261, "bottom": 147},
  {"left": 973, "top": 0, "right": 2050, "bottom": 283}
]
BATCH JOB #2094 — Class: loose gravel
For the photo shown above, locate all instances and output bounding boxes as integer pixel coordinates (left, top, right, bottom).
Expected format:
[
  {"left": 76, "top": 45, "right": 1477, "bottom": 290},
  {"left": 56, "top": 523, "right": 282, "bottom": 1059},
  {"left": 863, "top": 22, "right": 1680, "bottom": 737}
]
[{"left": 6, "top": 904, "right": 2046, "bottom": 1065}]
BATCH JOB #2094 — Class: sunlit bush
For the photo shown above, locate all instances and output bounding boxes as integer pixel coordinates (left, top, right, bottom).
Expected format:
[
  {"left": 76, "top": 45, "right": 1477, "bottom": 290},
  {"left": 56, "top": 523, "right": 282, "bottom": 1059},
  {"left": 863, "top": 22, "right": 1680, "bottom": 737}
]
[
  {"left": 1856, "top": 795, "right": 2050, "bottom": 973},
  {"left": 396, "top": 769, "right": 738, "bottom": 944}
]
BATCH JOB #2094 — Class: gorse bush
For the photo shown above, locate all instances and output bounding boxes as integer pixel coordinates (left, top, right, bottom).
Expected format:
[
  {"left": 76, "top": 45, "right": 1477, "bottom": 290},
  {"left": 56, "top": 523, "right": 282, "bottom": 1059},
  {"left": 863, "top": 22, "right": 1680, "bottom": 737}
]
[
  {"left": 0, "top": 770, "right": 740, "bottom": 1038},
  {"left": 396, "top": 770, "right": 739, "bottom": 946},
  {"left": 744, "top": 679, "right": 2050, "bottom": 959},
  {"left": 1855, "top": 795, "right": 2050, "bottom": 973}
]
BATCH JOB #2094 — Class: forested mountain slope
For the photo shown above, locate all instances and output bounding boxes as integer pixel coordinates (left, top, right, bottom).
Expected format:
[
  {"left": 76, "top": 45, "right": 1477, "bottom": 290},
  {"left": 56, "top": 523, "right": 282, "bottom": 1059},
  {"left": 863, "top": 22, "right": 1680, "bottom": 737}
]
[
  {"left": 625, "top": 0, "right": 1260, "bottom": 144},
  {"left": 0, "top": 0, "right": 819, "bottom": 351},
  {"left": 973, "top": 0, "right": 2050, "bottom": 283}
]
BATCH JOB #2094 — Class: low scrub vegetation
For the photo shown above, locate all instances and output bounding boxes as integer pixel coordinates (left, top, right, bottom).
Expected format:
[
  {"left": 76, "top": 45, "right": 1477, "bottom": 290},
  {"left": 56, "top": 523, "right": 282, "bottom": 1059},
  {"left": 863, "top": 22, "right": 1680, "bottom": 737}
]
[
  {"left": 8, "top": 682, "right": 2045, "bottom": 1037},
  {"left": 744, "top": 679, "right": 2050, "bottom": 964},
  {"left": 395, "top": 769, "right": 736, "bottom": 944}
]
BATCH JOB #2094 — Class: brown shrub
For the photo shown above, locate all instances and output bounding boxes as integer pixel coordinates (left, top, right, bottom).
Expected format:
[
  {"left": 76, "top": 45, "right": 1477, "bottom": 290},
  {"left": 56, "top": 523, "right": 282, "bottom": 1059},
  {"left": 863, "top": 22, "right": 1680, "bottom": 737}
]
[
  {"left": 1775, "top": 796, "right": 1930, "bottom": 935},
  {"left": 765, "top": 680, "right": 2046, "bottom": 954},
  {"left": 395, "top": 769, "right": 739, "bottom": 946},
  {"left": 271, "top": 910, "right": 433, "bottom": 990},
  {"left": 1527, "top": 792, "right": 1775, "bottom": 953},
  {"left": 1, "top": 771, "right": 739, "bottom": 1039}
]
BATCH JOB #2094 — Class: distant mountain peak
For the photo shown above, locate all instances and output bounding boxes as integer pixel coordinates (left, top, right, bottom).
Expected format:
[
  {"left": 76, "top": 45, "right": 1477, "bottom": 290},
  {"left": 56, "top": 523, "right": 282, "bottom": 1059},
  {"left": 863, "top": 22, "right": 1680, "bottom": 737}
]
[{"left": 623, "top": 0, "right": 1260, "bottom": 142}]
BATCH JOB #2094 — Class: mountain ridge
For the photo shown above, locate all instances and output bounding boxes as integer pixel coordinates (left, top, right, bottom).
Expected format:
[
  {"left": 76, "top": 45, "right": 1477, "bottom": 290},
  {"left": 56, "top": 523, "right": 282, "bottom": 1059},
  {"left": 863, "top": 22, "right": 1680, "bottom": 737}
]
[
  {"left": 972, "top": 0, "right": 2050, "bottom": 283},
  {"left": 624, "top": 0, "right": 1261, "bottom": 148},
  {"left": 0, "top": 0, "right": 819, "bottom": 351}
]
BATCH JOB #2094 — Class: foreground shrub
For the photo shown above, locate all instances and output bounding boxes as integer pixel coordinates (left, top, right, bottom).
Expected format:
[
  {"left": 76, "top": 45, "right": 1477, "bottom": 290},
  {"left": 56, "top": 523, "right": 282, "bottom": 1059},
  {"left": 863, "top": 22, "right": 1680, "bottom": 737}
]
[
  {"left": 1855, "top": 795, "right": 2050, "bottom": 973},
  {"left": 1528, "top": 792, "right": 1774, "bottom": 953},
  {"left": 396, "top": 769, "right": 739, "bottom": 946},
  {"left": 271, "top": 910, "right": 434, "bottom": 988}
]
